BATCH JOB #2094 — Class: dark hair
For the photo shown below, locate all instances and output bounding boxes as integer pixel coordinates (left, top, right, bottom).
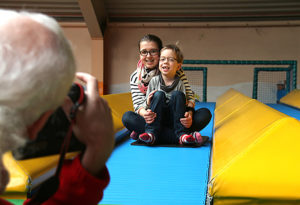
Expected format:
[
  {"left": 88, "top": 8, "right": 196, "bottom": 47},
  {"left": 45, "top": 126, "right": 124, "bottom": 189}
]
[
  {"left": 161, "top": 44, "right": 184, "bottom": 63},
  {"left": 138, "top": 34, "right": 163, "bottom": 51}
]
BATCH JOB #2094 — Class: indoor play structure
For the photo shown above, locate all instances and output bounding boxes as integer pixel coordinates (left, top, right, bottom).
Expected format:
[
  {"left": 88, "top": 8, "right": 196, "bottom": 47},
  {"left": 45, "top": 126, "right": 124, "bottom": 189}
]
[{"left": 2, "top": 60, "right": 300, "bottom": 205}]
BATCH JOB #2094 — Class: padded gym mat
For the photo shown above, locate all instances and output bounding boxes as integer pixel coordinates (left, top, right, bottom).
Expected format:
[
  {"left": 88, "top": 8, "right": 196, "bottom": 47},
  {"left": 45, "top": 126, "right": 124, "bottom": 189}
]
[
  {"left": 100, "top": 102, "right": 215, "bottom": 205},
  {"left": 131, "top": 136, "right": 210, "bottom": 147},
  {"left": 267, "top": 103, "right": 300, "bottom": 120}
]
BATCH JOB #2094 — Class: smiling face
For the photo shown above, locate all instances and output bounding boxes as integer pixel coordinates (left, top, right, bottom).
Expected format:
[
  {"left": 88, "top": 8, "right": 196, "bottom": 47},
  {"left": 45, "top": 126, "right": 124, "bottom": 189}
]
[
  {"left": 159, "top": 49, "right": 181, "bottom": 79},
  {"left": 139, "top": 40, "right": 160, "bottom": 70}
]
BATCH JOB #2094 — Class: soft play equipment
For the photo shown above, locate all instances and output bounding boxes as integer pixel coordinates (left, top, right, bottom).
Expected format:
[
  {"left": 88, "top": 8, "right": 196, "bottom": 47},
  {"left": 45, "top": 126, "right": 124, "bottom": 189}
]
[
  {"left": 100, "top": 101, "right": 215, "bottom": 205},
  {"left": 5, "top": 88, "right": 300, "bottom": 204},
  {"left": 1, "top": 92, "right": 133, "bottom": 200},
  {"left": 209, "top": 88, "right": 300, "bottom": 204},
  {"left": 2, "top": 152, "right": 78, "bottom": 199},
  {"left": 280, "top": 89, "right": 300, "bottom": 109},
  {"left": 101, "top": 92, "right": 133, "bottom": 133}
]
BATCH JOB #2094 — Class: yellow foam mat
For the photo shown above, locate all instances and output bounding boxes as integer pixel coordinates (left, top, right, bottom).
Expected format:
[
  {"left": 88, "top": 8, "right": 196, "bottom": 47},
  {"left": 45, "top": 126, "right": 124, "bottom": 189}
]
[
  {"left": 213, "top": 198, "right": 300, "bottom": 205},
  {"left": 1, "top": 93, "right": 133, "bottom": 199},
  {"left": 210, "top": 89, "right": 300, "bottom": 204},
  {"left": 2, "top": 152, "right": 28, "bottom": 194},
  {"left": 212, "top": 101, "right": 286, "bottom": 176},
  {"left": 101, "top": 92, "right": 133, "bottom": 119},
  {"left": 214, "top": 93, "right": 254, "bottom": 128},
  {"left": 215, "top": 88, "right": 241, "bottom": 108},
  {"left": 2, "top": 152, "right": 78, "bottom": 199},
  {"left": 280, "top": 89, "right": 300, "bottom": 109},
  {"left": 102, "top": 92, "right": 133, "bottom": 133}
]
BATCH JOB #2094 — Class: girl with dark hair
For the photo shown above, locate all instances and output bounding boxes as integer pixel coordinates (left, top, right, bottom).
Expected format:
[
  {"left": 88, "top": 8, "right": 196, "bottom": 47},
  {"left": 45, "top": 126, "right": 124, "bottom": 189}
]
[{"left": 122, "top": 34, "right": 212, "bottom": 144}]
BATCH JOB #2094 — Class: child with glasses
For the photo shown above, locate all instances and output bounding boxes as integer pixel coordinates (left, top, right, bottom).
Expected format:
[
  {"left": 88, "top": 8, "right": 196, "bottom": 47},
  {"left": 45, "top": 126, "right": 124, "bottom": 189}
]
[
  {"left": 139, "top": 45, "right": 207, "bottom": 145},
  {"left": 122, "top": 34, "right": 212, "bottom": 145}
]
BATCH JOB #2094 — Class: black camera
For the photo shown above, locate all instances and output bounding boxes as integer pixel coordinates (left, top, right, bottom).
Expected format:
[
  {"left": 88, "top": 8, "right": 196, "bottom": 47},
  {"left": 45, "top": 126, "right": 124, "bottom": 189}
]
[{"left": 13, "top": 83, "right": 86, "bottom": 160}]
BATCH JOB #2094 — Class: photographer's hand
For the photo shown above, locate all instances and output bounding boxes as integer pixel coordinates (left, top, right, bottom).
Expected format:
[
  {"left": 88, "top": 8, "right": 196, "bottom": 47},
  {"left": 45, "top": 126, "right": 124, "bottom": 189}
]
[{"left": 63, "top": 72, "right": 114, "bottom": 176}]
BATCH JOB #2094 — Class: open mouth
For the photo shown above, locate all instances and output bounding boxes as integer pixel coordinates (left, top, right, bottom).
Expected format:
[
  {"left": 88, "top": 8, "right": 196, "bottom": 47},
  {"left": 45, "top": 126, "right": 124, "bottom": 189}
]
[{"left": 161, "top": 66, "right": 169, "bottom": 72}]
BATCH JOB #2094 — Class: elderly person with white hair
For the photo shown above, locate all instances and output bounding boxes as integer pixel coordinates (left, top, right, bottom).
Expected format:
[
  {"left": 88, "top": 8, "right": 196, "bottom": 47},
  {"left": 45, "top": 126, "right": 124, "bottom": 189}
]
[{"left": 0, "top": 9, "right": 114, "bottom": 205}]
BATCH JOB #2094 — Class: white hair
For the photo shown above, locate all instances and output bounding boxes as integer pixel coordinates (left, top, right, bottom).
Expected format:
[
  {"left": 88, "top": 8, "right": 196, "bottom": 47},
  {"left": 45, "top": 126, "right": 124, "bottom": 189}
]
[{"left": 0, "top": 9, "right": 76, "bottom": 154}]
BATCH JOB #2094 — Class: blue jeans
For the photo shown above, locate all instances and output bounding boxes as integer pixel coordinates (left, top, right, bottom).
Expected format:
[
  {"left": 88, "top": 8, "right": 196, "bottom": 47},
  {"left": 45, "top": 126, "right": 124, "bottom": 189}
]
[
  {"left": 122, "top": 92, "right": 212, "bottom": 144},
  {"left": 145, "top": 91, "right": 188, "bottom": 141}
]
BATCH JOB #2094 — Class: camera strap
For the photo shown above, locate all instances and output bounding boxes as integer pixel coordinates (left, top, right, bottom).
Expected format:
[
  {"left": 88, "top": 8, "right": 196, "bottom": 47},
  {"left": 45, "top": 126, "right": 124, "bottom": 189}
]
[
  {"left": 55, "top": 83, "right": 85, "bottom": 176},
  {"left": 27, "top": 83, "right": 85, "bottom": 205}
]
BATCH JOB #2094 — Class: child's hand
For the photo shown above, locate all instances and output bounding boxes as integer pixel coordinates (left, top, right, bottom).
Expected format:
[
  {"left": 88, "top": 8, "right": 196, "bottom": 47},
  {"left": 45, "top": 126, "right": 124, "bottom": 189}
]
[
  {"left": 143, "top": 109, "right": 156, "bottom": 124},
  {"left": 180, "top": 112, "right": 193, "bottom": 128},
  {"left": 146, "top": 90, "right": 157, "bottom": 106}
]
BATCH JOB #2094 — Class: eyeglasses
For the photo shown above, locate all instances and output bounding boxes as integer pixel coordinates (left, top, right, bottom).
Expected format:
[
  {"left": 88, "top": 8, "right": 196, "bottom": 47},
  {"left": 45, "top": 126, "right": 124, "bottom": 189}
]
[
  {"left": 159, "top": 57, "right": 177, "bottom": 63},
  {"left": 140, "top": 49, "right": 159, "bottom": 56}
]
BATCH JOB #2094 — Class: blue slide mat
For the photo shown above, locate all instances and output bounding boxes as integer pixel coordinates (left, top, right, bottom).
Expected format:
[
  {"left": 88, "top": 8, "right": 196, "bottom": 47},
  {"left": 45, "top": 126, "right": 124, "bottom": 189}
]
[
  {"left": 100, "top": 102, "right": 215, "bottom": 205},
  {"left": 267, "top": 103, "right": 300, "bottom": 120}
]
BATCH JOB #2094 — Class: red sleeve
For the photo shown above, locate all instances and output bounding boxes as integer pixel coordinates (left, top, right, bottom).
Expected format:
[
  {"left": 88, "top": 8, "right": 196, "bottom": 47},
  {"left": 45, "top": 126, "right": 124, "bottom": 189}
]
[
  {"left": 0, "top": 198, "right": 13, "bottom": 205},
  {"left": 24, "top": 155, "right": 110, "bottom": 205}
]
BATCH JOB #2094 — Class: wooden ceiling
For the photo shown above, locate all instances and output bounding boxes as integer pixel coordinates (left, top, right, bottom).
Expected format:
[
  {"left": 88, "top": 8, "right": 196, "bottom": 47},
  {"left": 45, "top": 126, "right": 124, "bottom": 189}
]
[{"left": 1, "top": 0, "right": 300, "bottom": 37}]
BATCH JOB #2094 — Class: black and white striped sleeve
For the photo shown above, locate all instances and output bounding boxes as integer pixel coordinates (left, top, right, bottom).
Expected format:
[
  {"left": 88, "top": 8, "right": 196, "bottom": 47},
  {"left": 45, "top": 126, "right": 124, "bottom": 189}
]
[{"left": 130, "top": 71, "right": 146, "bottom": 113}]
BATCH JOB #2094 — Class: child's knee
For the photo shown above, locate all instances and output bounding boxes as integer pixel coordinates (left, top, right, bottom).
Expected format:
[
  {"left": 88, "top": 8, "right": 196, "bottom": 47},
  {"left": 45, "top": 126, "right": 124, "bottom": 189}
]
[
  {"left": 171, "top": 91, "right": 185, "bottom": 100},
  {"left": 122, "top": 111, "right": 135, "bottom": 125},
  {"left": 153, "top": 91, "right": 166, "bottom": 100}
]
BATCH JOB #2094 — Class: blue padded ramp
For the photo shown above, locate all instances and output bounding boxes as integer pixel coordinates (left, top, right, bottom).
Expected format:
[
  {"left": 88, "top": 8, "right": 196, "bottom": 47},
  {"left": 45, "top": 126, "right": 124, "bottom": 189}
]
[
  {"left": 268, "top": 103, "right": 300, "bottom": 120},
  {"left": 100, "top": 102, "right": 215, "bottom": 205}
]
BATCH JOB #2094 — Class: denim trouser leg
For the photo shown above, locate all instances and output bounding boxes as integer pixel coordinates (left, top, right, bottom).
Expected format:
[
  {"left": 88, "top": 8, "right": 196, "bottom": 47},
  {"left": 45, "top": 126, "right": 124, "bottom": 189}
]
[
  {"left": 168, "top": 91, "right": 187, "bottom": 139},
  {"left": 122, "top": 110, "right": 177, "bottom": 143},
  {"left": 145, "top": 91, "right": 166, "bottom": 137},
  {"left": 122, "top": 93, "right": 212, "bottom": 144},
  {"left": 122, "top": 111, "right": 146, "bottom": 134}
]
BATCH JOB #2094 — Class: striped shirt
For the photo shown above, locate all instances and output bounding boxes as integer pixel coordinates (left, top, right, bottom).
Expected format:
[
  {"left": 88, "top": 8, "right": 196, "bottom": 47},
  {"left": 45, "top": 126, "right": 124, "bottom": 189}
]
[{"left": 130, "top": 68, "right": 195, "bottom": 113}]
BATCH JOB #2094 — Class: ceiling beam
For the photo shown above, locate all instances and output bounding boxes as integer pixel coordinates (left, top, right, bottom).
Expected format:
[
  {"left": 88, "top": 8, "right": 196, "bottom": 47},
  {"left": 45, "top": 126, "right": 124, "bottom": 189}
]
[{"left": 77, "top": 0, "right": 106, "bottom": 38}]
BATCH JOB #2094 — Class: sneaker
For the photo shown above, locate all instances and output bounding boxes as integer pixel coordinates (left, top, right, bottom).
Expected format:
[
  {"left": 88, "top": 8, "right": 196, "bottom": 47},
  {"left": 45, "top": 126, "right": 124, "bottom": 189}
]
[
  {"left": 179, "top": 134, "right": 195, "bottom": 145},
  {"left": 192, "top": 132, "right": 209, "bottom": 145},
  {"left": 139, "top": 133, "right": 155, "bottom": 144},
  {"left": 130, "top": 131, "right": 138, "bottom": 140}
]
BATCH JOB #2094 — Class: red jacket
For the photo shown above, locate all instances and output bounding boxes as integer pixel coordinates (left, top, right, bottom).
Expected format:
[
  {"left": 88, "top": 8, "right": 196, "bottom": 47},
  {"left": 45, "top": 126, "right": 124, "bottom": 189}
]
[{"left": 0, "top": 155, "right": 110, "bottom": 205}]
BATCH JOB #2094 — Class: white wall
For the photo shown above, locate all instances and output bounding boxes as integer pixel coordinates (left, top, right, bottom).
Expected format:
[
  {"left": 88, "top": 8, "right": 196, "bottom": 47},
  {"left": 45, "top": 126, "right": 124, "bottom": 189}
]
[{"left": 104, "top": 22, "right": 300, "bottom": 101}]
